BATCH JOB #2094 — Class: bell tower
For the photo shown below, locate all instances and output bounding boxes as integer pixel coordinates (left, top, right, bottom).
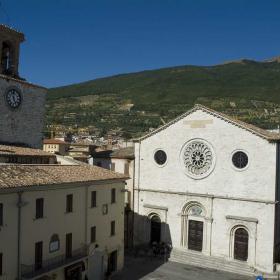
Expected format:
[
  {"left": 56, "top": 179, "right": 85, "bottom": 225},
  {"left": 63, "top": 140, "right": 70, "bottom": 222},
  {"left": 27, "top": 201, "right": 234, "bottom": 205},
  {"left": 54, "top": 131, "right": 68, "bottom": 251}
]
[
  {"left": 0, "top": 24, "right": 25, "bottom": 78},
  {"left": 0, "top": 24, "right": 46, "bottom": 149}
]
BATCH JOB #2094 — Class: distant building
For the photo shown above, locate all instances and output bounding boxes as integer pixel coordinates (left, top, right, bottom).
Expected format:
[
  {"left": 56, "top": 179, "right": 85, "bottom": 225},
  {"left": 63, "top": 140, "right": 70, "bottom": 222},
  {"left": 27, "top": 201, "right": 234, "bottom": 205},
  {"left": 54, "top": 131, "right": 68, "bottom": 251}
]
[
  {"left": 68, "top": 143, "right": 96, "bottom": 163},
  {"left": 0, "top": 144, "right": 56, "bottom": 164},
  {"left": 43, "top": 139, "right": 69, "bottom": 155},
  {"left": 91, "top": 147, "right": 135, "bottom": 248},
  {"left": 133, "top": 104, "right": 280, "bottom": 277},
  {"left": 0, "top": 164, "right": 127, "bottom": 279}
]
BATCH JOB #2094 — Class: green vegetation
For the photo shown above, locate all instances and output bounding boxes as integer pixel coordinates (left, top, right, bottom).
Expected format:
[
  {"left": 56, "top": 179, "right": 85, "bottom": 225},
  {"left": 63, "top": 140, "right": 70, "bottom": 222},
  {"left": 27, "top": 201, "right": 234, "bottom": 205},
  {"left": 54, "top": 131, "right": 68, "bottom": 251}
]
[{"left": 46, "top": 59, "right": 280, "bottom": 137}]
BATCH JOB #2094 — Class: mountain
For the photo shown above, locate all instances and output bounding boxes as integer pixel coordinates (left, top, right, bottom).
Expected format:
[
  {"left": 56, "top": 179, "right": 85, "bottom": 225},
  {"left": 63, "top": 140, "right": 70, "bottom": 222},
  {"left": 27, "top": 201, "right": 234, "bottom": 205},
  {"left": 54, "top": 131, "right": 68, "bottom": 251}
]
[{"left": 46, "top": 59, "right": 280, "bottom": 138}]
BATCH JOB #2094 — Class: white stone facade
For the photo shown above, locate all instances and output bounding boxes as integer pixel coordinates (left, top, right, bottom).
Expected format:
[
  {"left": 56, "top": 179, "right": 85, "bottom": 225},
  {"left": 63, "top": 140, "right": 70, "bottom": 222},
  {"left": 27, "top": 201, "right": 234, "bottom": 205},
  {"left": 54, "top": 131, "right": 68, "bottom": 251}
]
[{"left": 134, "top": 106, "right": 279, "bottom": 274}]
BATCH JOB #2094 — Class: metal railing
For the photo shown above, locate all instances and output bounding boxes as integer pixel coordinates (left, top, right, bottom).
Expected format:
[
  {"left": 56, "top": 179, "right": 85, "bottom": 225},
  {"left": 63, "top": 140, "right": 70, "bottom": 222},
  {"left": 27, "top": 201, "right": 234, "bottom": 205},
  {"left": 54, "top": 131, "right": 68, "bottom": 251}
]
[{"left": 21, "top": 246, "right": 87, "bottom": 279}]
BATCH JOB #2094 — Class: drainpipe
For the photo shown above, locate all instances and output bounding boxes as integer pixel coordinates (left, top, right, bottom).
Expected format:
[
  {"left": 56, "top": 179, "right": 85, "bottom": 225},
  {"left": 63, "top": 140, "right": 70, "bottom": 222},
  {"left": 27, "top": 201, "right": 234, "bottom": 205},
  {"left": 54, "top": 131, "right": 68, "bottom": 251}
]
[
  {"left": 17, "top": 192, "right": 23, "bottom": 280},
  {"left": 131, "top": 156, "right": 136, "bottom": 247}
]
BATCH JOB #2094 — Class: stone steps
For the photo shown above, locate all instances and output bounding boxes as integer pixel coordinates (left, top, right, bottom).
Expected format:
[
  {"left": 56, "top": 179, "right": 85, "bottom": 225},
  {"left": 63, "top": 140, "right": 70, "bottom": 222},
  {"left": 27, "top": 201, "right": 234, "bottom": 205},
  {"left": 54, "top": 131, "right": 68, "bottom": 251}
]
[{"left": 170, "top": 247, "right": 256, "bottom": 276}]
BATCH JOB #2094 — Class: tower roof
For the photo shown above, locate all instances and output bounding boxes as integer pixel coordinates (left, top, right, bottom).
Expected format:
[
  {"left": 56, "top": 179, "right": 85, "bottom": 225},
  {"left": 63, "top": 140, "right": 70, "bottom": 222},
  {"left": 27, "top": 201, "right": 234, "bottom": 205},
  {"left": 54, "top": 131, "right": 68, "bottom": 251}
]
[{"left": 0, "top": 24, "right": 25, "bottom": 41}]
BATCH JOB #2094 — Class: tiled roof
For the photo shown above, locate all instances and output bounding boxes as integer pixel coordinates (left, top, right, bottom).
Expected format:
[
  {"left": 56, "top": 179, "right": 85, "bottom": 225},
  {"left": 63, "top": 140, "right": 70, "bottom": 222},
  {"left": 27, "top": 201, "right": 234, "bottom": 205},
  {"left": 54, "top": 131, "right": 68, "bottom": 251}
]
[
  {"left": 0, "top": 164, "right": 127, "bottom": 190},
  {"left": 43, "top": 139, "right": 68, "bottom": 145},
  {"left": 0, "top": 145, "right": 55, "bottom": 157},
  {"left": 134, "top": 104, "right": 280, "bottom": 142},
  {"left": 93, "top": 147, "right": 134, "bottom": 159}
]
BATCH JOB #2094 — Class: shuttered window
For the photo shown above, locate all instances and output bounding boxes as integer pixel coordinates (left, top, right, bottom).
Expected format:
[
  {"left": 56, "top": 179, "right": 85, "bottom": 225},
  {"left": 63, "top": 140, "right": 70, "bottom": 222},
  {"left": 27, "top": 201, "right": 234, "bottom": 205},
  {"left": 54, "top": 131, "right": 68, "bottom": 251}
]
[
  {"left": 66, "top": 194, "right": 73, "bottom": 213},
  {"left": 111, "top": 221, "right": 115, "bottom": 236},
  {"left": 0, "top": 253, "right": 2, "bottom": 275},
  {"left": 111, "top": 189, "right": 116, "bottom": 204},
  {"left": 36, "top": 198, "right": 44, "bottom": 219},
  {"left": 91, "top": 226, "right": 96, "bottom": 243},
  {"left": 91, "top": 191, "right": 97, "bottom": 208},
  {"left": 111, "top": 163, "right": 115, "bottom": 171},
  {"left": 124, "top": 163, "right": 129, "bottom": 176},
  {"left": 0, "top": 204, "right": 3, "bottom": 226}
]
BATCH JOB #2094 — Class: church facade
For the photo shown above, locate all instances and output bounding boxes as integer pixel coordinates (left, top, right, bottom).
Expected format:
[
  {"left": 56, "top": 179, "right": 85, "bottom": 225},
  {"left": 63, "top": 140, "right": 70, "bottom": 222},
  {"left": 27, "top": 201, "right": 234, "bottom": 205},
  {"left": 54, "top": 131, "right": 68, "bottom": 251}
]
[{"left": 133, "top": 104, "right": 280, "bottom": 275}]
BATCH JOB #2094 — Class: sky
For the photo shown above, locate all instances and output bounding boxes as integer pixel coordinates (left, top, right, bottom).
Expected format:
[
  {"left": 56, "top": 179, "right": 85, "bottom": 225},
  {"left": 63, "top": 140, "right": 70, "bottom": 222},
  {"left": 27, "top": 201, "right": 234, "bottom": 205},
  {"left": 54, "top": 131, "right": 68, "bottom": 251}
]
[{"left": 0, "top": 0, "right": 280, "bottom": 88}]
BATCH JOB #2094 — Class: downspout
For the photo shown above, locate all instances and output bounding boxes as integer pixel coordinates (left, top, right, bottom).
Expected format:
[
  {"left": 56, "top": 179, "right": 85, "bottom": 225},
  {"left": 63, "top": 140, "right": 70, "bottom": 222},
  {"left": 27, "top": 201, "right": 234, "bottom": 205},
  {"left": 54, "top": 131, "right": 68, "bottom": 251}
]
[
  {"left": 131, "top": 152, "right": 137, "bottom": 247},
  {"left": 273, "top": 142, "right": 279, "bottom": 265},
  {"left": 85, "top": 186, "right": 89, "bottom": 251},
  {"left": 17, "top": 192, "right": 23, "bottom": 280},
  {"left": 137, "top": 141, "right": 141, "bottom": 214}
]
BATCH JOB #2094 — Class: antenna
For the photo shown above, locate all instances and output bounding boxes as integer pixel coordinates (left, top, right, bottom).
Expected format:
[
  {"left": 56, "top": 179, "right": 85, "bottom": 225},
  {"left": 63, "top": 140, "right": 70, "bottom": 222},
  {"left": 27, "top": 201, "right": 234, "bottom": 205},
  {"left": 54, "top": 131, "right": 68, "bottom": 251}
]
[{"left": 0, "top": 1, "right": 10, "bottom": 25}]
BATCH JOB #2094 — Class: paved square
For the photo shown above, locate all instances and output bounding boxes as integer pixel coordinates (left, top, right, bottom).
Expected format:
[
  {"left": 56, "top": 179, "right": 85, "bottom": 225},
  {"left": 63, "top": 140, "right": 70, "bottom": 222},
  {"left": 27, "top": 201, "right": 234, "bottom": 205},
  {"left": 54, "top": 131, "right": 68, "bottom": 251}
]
[{"left": 112, "top": 256, "right": 255, "bottom": 280}]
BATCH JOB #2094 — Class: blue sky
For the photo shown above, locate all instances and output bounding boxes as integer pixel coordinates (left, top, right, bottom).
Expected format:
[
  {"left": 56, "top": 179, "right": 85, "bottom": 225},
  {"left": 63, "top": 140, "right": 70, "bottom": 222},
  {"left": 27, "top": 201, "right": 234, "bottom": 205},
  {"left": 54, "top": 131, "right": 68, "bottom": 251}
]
[{"left": 1, "top": 0, "right": 280, "bottom": 88}]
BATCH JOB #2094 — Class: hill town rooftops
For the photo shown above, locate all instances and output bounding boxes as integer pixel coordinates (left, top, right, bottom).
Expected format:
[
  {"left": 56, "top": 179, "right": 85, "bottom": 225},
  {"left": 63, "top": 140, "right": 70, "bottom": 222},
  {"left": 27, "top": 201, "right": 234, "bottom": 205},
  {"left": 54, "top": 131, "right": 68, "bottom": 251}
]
[
  {"left": 0, "top": 164, "right": 128, "bottom": 190},
  {"left": 43, "top": 139, "right": 68, "bottom": 145},
  {"left": 0, "top": 145, "right": 55, "bottom": 157},
  {"left": 93, "top": 147, "right": 134, "bottom": 160},
  {"left": 134, "top": 104, "right": 280, "bottom": 142}
]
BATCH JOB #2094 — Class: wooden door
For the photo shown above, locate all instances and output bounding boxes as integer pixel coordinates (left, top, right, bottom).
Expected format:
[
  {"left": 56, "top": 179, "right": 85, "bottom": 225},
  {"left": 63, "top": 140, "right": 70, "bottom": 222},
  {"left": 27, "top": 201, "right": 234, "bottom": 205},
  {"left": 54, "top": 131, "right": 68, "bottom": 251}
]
[
  {"left": 35, "top": 241, "right": 43, "bottom": 270},
  {"left": 150, "top": 216, "right": 161, "bottom": 243},
  {"left": 188, "top": 220, "right": 203, "bottom": 252},
  {"left": 234, "top": 228, "right": 248, "bottom": 261},
  {"left": 107, "top": 250, "right": 117, "bottom": 275}
]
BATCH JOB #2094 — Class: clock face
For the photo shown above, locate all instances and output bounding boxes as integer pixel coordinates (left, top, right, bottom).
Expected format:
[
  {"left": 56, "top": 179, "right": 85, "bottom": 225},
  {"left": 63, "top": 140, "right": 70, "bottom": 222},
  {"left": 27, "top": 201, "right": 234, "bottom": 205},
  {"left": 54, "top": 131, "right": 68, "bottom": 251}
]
[{"left": 6, "top": 88, "right": 22, "bottom": 109}]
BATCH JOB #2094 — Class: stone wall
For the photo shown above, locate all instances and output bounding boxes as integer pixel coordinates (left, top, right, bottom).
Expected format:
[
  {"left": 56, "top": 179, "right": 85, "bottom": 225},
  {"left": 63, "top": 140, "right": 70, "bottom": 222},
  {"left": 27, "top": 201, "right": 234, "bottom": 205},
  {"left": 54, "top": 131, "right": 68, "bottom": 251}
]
[{"left": 0, "top": 77, "right": 46, "bottom": 148}]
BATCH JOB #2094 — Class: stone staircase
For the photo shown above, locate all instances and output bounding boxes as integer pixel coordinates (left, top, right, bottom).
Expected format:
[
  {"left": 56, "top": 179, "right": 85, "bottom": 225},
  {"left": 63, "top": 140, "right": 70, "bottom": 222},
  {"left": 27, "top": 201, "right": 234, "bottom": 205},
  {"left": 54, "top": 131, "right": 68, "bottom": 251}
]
[{"left": 170, "top": 247, "right": 256, "bottom": 276}]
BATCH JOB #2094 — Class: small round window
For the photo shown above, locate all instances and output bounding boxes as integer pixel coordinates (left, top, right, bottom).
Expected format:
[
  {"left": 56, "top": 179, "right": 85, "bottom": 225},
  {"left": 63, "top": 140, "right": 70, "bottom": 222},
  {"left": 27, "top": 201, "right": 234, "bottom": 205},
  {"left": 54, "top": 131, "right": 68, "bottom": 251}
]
[
  {"left": 154, "top": 150, "right": 167, "bottom": 165},
  {"left": 232, "top": 151, "right": 248, "bottom": 169}
]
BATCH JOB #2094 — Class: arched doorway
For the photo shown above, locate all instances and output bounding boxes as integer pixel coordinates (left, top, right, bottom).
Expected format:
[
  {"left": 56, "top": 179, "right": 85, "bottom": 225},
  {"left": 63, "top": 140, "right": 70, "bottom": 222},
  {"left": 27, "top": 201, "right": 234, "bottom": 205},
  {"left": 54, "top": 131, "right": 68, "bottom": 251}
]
[
  {"left": 234, "top": 228, "right": 249, "bottom": 261},
  {"left": 150, "top": 215, "right": 161, "bottom": 243},
  {"left": 181, "top": 202, "right": 205, "bottom": 252}
]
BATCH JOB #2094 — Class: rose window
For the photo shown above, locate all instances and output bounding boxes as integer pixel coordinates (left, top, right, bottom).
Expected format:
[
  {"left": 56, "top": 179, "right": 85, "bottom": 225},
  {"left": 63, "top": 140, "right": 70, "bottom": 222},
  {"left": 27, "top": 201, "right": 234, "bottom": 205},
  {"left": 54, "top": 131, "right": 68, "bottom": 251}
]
[{"left": 182, "top": 140, "right": 214, "bottom": 179}]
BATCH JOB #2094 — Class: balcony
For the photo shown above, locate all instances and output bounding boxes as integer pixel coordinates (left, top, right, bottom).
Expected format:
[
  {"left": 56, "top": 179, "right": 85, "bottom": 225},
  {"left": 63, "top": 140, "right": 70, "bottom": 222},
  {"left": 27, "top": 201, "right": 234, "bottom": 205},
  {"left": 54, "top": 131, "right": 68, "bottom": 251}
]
[{"left": 21, "top": 246, "right": 87, "bottom": 279}]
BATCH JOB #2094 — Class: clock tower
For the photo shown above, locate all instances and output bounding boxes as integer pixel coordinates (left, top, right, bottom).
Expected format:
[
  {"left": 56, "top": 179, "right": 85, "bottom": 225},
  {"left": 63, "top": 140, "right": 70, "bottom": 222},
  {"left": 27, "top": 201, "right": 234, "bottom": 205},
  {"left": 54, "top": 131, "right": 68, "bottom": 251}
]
[{"left": 0, "top": 24, "right": 46, "bottom": 148}]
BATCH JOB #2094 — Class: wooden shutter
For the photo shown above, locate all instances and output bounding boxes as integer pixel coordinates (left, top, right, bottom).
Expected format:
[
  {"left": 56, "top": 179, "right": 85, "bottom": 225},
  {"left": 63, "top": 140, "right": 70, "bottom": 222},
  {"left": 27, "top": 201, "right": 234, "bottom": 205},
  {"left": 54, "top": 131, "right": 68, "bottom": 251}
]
[
  {"left": 36, "top": 198, "right": 44, "bottom": 219},
  {"left": 0, "top": 204, "right": 3, "bottom": 226},
  {"left": 124, "top": 163, "right": 129, "bottom": 176},
  {"left": 66, "top": 233, "right": 72, "bottom": 258},
  {"left": 91, "top": 191, "right": 97, "bottom": 207},
  {"left": 111, "top": 189, "right": 116, "bottom": 203},
  {"left": 111, "top": 162, "right": 115, "bottom": 171},
  {"left": 66, "top": 194, "right": 73, "bottom": 213},
  {"left": 91, "top": 226, "right": 96, "bottom": 243},
  {"left": 35, "top": 241, "right": 43, "bottom": 270}
]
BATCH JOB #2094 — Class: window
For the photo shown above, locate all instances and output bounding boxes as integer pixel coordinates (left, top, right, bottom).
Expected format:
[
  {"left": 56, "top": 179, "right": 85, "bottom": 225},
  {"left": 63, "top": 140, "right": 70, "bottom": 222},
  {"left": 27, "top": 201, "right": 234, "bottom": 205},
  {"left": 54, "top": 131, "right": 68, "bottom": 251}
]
[
  {"left": 232, "top": 151, "right": 248, "bottom": 169},
  {"left": 91, "top": 226, "right": 96, "bottom": 243},
  {"left": 124, "top": 163, "right": 129, "bottom": 176},
  {"left": 154, "top": 150, "right": 167, "bottom": 165},
  {"left": 111, "top": 221, "right": 115, "bottom": 236},
  {"left": 49, "top": 234, "right": 60, "bottom": 253},
  {"left": 35, "top": 241, "right": 43, "bottom": 270},
  {"left": 0, "top": 253, "right": 2, "bottom": 276},
  {"left": 111, "top": 162, "right": 115, "bottom": 171},
  {"left": 1, "top": 42, "right": 12, "bottom": 74},
  {"left": 0, "top": 203, "right": 3, "bottom": 226},
  {"left": 102, "top": 204, "right": 108, "bottom": 215},
  {"left": 66, "top": 233, "right": 72, "bottom": 258},
  {"left": 66, "top": 194, "right": 73, "bottom": 213},
  {"left": 91, "top": 191, "right": 97, "bottom": 208},
  {"left": 111, "top": 189, "right": 116, "bottom": 204},
  {"left": 36, "top": 198, "right": 44, "bottom": 219}
]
